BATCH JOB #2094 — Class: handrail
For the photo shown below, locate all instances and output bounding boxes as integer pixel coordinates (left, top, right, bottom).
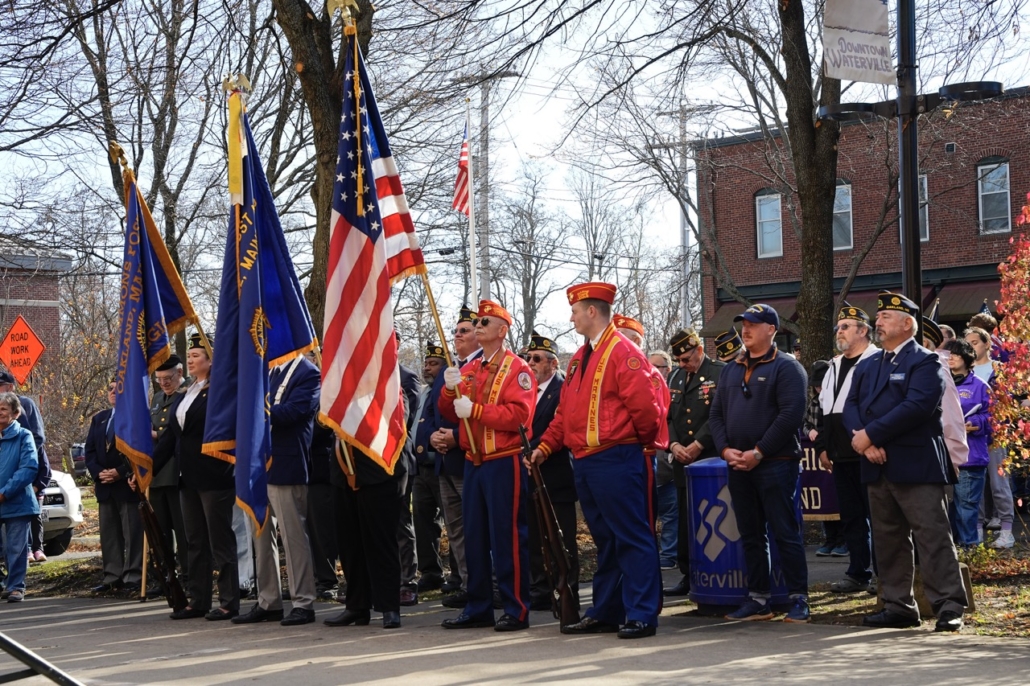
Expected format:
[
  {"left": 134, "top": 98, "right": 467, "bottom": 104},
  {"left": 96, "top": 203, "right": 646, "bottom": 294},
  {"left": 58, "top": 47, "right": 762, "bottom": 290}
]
[{"left": 0, "top": 633, "right": 85, "bottom": 686}]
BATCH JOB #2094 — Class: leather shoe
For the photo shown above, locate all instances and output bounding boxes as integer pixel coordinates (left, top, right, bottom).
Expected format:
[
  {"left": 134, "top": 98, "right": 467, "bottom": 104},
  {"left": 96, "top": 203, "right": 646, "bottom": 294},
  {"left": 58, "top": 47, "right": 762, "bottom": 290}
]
[
  {"left": 399, "top": 587, "right": 418, "bottom": 606},
  {"left": 232, "top": 604, "right": 284, "bottom": 624},
  {"left": 324, "top": 609, "right": 371, "bottom": 626},
  {"left": 935, "top": 610, "right": 963, "bottom": 633},
  {"left": 441, "top": 612, "right": 495, "bottom": 629},
  {"left": 170, "top": 606, "right": 206, "bottom": 620},
  {"left": 92, "top": 581, "right": 123, "bottom": 594},
  {"left": 494, "top": 613, "right": 529, "bottom": 632},
  {"left": 416, "top": 575, "right": 443, "bottom": 593},
  {"left": 561, "top": 616, "right": 620, "bottom": 634},
  {"left": 618, "top": 620, "right": 657, "bottom": 639},
  {"left": 205, "top": 607, "right": 238, "bottom": 621},
  {"left": 441, "top": 578, "right": 462, "bottom": 594},
  {"left": 441, "top": 590, "right": 468, "bottom": 608},
  {"left": 663, "top": 578, "right": 690, "bottom": 596},
  {"left": 382, "top": 611, "right": 401, "bottom": 629},
  {"left": 281, "top": 608, "right": 316, "bottom": 626},
  {"left": 862, "top": 609, "right": 921, "bottom": 629}
]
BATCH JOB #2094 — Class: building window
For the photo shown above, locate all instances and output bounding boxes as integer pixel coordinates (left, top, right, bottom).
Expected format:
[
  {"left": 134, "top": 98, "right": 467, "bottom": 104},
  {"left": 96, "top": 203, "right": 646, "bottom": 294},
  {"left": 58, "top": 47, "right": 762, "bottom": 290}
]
[
  {"left": 900, "top": 175, "right": 930, "bottom": 243},
  {"left": 978, "top": 160, "right": 1010, "bottom": 234},
  {"left": 833, "top": 182, "right": 852, "bottom": 250},
  {"left": 755, "top": 191, "right": 782, "bottom": 258}
]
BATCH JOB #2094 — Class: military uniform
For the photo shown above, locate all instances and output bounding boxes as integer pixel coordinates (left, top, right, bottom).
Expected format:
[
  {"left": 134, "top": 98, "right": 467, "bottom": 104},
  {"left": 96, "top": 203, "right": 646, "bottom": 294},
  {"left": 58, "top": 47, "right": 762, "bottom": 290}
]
[{"left": 149, "top": 359, "right": 188, "bottom": 579}]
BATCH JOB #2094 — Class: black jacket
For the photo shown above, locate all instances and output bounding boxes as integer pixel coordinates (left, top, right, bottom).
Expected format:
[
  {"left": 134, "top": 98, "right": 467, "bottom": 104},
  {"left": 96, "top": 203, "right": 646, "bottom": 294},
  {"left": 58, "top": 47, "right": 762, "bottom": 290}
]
[
  {"left": 531, "top": 375, "right": 576, "bottom": 503},
  {"left": 84, "top": 408, "right": 136, "bottom": 503},
  {"left": 153, "top": 385, "right": 235, "bottom": 491}
]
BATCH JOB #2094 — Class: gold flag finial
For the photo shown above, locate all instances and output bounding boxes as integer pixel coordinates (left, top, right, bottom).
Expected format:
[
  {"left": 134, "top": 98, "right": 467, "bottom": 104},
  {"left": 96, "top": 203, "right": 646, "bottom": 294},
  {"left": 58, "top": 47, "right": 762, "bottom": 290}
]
[
  {"left": 328, "top": 0, "right": 361, "bottom": 19},
  {"left": 108, "top": 141, "right": 129, "bottom": 169}
]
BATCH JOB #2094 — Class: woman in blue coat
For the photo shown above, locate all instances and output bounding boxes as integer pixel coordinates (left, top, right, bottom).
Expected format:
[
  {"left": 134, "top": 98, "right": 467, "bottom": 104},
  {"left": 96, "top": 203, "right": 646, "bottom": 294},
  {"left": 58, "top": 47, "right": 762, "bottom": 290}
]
[{"left": 0, "top": 392, "right": 42, "bottom": 602}]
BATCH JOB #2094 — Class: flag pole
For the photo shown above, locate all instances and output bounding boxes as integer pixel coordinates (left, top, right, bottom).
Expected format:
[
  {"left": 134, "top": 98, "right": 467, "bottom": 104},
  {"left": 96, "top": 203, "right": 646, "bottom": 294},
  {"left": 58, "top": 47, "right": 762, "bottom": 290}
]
[
  {"left": 420, "top": 271, "right": 478, "bottom": 454},
  {"left": 465, "top": 97, "right": 479, "bottom": 303}
]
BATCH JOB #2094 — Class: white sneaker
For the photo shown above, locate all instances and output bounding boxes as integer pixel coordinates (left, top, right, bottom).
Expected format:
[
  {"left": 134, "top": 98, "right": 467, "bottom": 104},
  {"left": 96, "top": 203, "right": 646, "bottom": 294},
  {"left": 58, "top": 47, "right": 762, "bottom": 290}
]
[
  {"left": 990, "top": 530, "right": 1015, "bottom": 549},
  {"left": 986, "top": 518, "right": 1002, "bottom": 531}
]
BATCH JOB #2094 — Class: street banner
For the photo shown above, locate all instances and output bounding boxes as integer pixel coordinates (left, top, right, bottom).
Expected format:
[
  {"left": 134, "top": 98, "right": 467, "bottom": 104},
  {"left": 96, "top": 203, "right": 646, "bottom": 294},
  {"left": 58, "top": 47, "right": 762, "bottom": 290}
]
[{"left": 823, "top": 0, "right": 895, "bottom": 85}]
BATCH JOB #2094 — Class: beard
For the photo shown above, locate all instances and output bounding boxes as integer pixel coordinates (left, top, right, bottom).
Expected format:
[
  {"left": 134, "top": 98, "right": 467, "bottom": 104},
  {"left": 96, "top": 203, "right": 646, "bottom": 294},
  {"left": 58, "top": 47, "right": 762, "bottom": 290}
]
[{"left": 835, "top": 338, "right": 851, "bottom": 354}]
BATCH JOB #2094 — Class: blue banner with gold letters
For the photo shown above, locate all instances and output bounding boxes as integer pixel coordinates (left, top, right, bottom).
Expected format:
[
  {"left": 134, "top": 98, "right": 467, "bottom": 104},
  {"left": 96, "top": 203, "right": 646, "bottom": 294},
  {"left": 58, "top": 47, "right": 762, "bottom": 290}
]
[{"left": 202, "top": 91, "right": 318, "bottom": 532}]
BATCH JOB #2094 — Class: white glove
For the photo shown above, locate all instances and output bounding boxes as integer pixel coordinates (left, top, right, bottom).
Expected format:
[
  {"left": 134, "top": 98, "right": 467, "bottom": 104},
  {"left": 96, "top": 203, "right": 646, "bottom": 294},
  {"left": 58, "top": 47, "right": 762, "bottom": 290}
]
[
  {"left": 454, "top": 396, "right": 474, "bottom": 419},
  {"left": 444, "top": 366, "right": 462, "bottom": 390}
]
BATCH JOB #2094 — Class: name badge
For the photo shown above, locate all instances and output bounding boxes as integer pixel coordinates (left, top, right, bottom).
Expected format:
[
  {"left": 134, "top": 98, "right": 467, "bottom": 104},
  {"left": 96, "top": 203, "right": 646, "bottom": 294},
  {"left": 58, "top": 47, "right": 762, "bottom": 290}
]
[{"left": 890, "top": 373, "right": 905, "bottom": 381}]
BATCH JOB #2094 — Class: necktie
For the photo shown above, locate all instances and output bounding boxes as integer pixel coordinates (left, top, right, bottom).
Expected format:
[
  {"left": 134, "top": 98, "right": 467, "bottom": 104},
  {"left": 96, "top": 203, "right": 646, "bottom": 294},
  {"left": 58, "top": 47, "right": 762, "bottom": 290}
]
[
  {"left": 582, "top": 343, "right": 594, "bottom": 369},
  {"left": 883, "top": 352, "right": 895, "bottom": 366},
  {"left": 106, "top": 410, "right": 115, "bottom": 444}
]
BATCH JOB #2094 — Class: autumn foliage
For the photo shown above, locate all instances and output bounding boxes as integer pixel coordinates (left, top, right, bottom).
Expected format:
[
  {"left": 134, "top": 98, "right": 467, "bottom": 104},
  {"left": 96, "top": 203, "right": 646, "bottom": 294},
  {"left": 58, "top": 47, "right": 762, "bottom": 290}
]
[{"left": 991, "top": 192, "right": 1030, "bottom": 471}]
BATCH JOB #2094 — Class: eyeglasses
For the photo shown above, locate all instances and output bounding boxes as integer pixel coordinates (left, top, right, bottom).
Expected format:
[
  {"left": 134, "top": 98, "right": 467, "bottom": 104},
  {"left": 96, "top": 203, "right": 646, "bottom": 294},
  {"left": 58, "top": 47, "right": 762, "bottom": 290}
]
[
  {"left": 528, "top": 354, "right": 551, "bottom": 363},
  {"left": 834, "top": 323, "right": 861, "bottom": 332},
  {"left": 655, "top": 364, "right": 670, "bottom": 369}
]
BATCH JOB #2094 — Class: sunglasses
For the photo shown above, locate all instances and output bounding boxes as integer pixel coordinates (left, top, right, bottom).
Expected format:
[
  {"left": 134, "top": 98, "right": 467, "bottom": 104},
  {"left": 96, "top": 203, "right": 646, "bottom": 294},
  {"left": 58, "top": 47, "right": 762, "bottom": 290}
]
[
  {"left": 476, "top": 317, "right": 492, "bottom": 327},
  {"left": 528, "top": 354, "right": 550, "bottom": 363},
  {"left": 740, "top": 378, "right": 752, "bottom": 399},
  {"left": 453, "top": 327, "right": 475, "bottom": 336}
]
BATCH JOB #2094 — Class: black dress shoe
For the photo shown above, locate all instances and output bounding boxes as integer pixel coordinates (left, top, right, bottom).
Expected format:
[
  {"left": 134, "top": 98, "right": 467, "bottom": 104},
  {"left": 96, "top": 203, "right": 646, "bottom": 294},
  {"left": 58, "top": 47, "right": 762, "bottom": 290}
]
[
  {"left": 170, "top": 606, "right": 207, "bottom": 620},
  {"left": 441, "top": 578, "right": 462, "bottom": 594},
  {"left": 121, "top": 583, "right": 142, "bottom": 596},
  {"left": 232, "top": 604, "right": 285, "bottom": 624},
  {"left": 399, "top": 587, "right": 419, "bottom": 606},
  {"left": 382, "top": 611, "right": 401, "bottom": 629},
  {"left": 92, "top": 581, "right": 123, "bottom": 594},
  {"left": 618, "top": 620, "right": 657, "bottom": 639},
  {"left": 281, "top": 607, "right": 316, "bottom": 626},
  {"left": 935, "top": 610, "right": 963, "bottom": 633},
  {"left": 663, "top": 578, "right": 690, "bottom": 596},
  {"left": 529, "top": 596, "right": 552, "bottom": 612},
  {"left": 324, "top": 609, "right": 371, "bottom": 626},
  {"left": 441, "top": 590, "right": 468, "bottom": 608},
  {"left": 316, "top": 587, "right": 338, "bottom": 601},
  {"left": 862, "top": 609, "right": 921, "bottom": 629},
  {"left": 494, "top": 613, "right": 529, "bottom": 632},
  {"left": 441, "top": 612, "right": 495, "bottom": 629},
  {"left": 416, "top": 575, "right": 443, "bottom": 593},
  {"left": 561, "top": 616, "right": 620, "bottom": 634},
  {"left": 205, "top": 607, "right": 239, "bottom": 621}
]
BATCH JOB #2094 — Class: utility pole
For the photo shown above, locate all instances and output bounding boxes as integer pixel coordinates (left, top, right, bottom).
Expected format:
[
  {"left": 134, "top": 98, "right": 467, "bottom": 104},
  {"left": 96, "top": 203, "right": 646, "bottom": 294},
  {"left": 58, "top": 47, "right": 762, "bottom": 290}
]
[{"left": 657, "top": 101, "right": 692, "bottom": 327}]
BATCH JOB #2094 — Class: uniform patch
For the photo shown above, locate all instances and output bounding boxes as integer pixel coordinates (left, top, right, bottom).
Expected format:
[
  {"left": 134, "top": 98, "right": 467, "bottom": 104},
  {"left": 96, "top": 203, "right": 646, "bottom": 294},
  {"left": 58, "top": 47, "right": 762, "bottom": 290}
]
[
  {"left": 627, "top": 357, "right": 641, "bottom": 370},
  {"left": 650, "top": 376, "right": 660, "bottom": 388},
  {"left": 518, "top": 371, "right": 532, "bottom": 390},
  {"left": 568, "top": 359, "right": 580, "bottom": 377}
]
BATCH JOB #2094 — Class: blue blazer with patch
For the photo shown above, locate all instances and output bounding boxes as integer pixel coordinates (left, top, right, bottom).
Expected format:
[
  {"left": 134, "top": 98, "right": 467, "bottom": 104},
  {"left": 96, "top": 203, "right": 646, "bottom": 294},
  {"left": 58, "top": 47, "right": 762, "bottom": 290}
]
[
  {"left": 531, "top": 375, "right": 576, "bottom": 503},
  {"left": 843, "top": 339, "right": 951, "bottom": 485},
  {"left": 269, "top": 357, "right": 321, "bottom": 485}
]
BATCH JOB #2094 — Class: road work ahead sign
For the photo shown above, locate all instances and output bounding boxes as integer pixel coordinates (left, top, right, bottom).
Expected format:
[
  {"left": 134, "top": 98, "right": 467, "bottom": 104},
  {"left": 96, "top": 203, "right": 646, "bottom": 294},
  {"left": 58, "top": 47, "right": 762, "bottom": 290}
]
[{"left": 0, "top": 315, "right": 46, "bottom": 385}]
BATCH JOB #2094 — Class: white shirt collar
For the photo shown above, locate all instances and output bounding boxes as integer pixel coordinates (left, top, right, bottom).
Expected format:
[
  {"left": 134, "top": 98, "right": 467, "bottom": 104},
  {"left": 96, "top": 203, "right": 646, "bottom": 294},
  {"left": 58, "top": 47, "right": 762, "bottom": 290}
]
[{"left": 536, "top": 373, "right": 555, "bottom": 399}]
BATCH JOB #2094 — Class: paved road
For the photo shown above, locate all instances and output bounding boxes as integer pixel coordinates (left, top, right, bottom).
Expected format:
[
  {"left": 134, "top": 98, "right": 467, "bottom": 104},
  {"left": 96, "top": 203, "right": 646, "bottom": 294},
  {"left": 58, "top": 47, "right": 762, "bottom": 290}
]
[{"left": 2, "top": 568, "right": 1028, "bottom": 686}]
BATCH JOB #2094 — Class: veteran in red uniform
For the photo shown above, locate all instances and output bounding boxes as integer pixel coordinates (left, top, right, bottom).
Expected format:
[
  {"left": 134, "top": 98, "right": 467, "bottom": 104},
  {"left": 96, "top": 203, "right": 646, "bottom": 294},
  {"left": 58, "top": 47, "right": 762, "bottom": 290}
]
[
  {"left": 529, "top": 283, "right": 665, "bottom": 639},
  {"left": 438, "top": 300, "right": 536, "bottom": 632}
]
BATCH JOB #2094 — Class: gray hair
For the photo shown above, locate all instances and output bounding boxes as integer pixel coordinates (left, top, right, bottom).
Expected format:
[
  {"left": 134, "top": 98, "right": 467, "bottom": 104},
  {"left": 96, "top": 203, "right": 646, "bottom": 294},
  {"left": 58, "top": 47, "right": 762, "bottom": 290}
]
[
  {"left": 648, "top": 350, "right": 673, "bottom": 367},
  {"left": 0, "top": 391, "right": 22, "bottom": 417}
]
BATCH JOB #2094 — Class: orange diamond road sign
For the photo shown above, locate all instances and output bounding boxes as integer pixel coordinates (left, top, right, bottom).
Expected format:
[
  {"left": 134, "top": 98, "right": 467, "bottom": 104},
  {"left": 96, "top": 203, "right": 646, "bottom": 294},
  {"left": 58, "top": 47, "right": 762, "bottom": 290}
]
[{"left": 0, "top": 315, "right": 46, "bottom": 386}]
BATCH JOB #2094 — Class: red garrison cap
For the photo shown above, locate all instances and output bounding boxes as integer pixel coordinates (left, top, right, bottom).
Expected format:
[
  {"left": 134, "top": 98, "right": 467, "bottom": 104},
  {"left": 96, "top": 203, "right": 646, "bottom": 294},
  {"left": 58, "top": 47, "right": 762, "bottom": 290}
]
[
  {"left": 613, "top": 314, "right": 645, "bottom": 337},
  {"left": 477, "top": 300, "right": 513, "bottom": 326},
  {"left": 566, "top": 281, "right": 617, "bottom": 305}
]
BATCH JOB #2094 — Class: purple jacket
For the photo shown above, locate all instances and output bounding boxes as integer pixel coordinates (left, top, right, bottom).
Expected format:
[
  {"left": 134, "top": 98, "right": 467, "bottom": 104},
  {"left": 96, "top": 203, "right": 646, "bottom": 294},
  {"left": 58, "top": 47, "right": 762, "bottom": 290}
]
[{"left": 954, "top": 371, "right": 991, "bottom": 469}]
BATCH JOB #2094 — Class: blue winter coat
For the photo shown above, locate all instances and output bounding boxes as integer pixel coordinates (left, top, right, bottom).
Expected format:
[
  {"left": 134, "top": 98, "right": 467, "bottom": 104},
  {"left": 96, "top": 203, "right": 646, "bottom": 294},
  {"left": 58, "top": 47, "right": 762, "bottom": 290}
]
[{"left": 0, "top": 422, "right": 42, "bottom": 519}]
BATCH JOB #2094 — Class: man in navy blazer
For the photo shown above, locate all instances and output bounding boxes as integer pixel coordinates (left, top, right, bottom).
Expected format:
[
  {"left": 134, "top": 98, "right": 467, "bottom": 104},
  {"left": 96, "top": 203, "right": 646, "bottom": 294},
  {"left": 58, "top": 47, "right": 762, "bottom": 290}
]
[
  {"left": 84, "top": 380, "right": 143, "bottom": 594},
  {"left": 523, "top": 331, "right": 579, "bottom": 611},
  {"left": 233, "top": 354, "right": 320, "bottom": 627},
  {"left": 844, "top": 291, "right": 966, "bottom": 632}
]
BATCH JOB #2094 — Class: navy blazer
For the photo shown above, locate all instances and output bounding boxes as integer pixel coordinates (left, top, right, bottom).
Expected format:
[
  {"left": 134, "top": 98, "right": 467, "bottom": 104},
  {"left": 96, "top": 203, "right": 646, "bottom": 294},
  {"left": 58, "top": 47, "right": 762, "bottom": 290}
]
[
  {"left": 269, "top": 357, "right": 321, "bottom": 485},
  {"left": 153, "top": 385, "right": 234, "bottom": 491},
  {"left": 398, "top": 363, "right": 421, "bottom": 478},
  {"left": 83, "top": 408, "right": 136, "bottom": 503},
  {"left": 531, "top": 375, "right": 576, "bottom": 503},
  {"left": 843, "top": 339, "right": 951, "bottom": 484}
]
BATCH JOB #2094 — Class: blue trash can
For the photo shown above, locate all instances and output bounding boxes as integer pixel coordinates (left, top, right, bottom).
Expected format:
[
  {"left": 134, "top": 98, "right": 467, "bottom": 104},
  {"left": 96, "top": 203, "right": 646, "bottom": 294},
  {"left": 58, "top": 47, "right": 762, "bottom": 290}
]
[{"left": 686, "top": 457, "right": 801, "bottom": 615}]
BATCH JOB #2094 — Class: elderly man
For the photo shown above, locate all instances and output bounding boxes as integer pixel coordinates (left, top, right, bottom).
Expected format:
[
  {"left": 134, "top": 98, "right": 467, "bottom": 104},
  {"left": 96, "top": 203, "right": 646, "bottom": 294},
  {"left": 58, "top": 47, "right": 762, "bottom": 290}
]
[
  {"left": 663, "top": 328, "right": 724, "bottom": 597},
  {"left": 844, "top": 291, "right": 966, "bottom": 632},
  {"left": 713, "top": 330, "right": 743, "bottom": 363},
  {"left": 614, "top": 314, "right": 646, "bottom": 349},
  {"left": 530, "top": 282, "right": 666, "bottom": 639},
  {"left": 439, "top": 300, "right": 536, "bottom": 631},
  {"left": 150, "top": 355, "right": 189, "bottom": 581},
  {"left": 814, "top": 305, "right": 878, "bottom": 594},
  {"left": 708, "top": 304, "right": 809, "bottom": 623},
  {"left": 524, "top": 330, "right": 580, "bottom": 611}
]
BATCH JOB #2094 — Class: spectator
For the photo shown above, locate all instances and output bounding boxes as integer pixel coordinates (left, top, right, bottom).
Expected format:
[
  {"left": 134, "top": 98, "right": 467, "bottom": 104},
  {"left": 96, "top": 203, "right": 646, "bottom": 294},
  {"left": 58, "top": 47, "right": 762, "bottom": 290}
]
[
  {"left": 965, "top": 326, "right": 1015, "bottom": 549},
  {"left": 0, "top": 370, "right": 49, "bottom": 565},
  {"left": 941, "top": 339, "right": 991, "bottom": 546},
  {"left": 939, "top": 324, "right": 956, "bottom": 346},
  {"left": 714, "top": 329, "right": 743, "bottom": 363},
  {"left": 0, "top": 392, "right": 41, "bottom": 603}
]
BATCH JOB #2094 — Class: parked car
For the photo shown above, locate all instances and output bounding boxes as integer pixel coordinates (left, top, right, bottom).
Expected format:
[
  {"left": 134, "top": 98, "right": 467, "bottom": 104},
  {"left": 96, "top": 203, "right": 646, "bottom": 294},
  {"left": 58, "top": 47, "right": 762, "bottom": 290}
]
[
  {"left": 41, "top": 469, "right": 84, "bottom": 556},
  {"left": 68, "top": 443, "right": 86, "bottom": 478}
]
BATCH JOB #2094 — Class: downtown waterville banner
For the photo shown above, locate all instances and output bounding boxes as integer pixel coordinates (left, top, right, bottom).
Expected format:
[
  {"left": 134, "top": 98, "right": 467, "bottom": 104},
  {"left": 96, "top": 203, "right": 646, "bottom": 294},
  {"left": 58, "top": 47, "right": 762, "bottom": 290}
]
[
  {"left": 822, "top": 0, "right": 894, "bottom": 85},
  {"left": 202, "top": 84, "right": 318, "bottom": 531},
  {"left": 111, "top": 150, "right": 199, "bottom": 492}
]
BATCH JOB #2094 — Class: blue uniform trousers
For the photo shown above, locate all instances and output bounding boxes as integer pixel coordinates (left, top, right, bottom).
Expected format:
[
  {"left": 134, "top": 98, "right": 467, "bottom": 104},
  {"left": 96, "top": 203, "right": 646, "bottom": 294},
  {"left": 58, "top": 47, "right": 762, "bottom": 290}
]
[
  {"left": 462, "top": 454, "right": 530, "bottom": 622},
  {"left": 576, "top": 444, "right": 661, "bottom": 626}
]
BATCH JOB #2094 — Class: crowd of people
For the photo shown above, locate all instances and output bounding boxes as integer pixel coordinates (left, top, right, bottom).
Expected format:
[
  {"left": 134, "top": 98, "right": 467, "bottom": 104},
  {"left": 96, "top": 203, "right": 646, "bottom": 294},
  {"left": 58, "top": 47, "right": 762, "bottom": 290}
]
[{"left": 1, "top": 282, "right": 1024, "bottom": 639}]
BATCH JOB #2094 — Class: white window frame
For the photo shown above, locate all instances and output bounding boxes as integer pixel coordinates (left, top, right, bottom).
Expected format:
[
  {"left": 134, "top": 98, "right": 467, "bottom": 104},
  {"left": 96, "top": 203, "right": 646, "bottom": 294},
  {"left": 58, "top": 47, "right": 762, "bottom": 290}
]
[
  {"left": 898, "top": 175, "right": 931, "bottom": 243},
  {"left": 755, "top": 193, "right": 783, "bottom": 258},
  {"left": 978, "top": 162, "right": 1010, "bottom": 235},
  {"left": 833, "top": 182, "right": 853, "bottom": 251}
]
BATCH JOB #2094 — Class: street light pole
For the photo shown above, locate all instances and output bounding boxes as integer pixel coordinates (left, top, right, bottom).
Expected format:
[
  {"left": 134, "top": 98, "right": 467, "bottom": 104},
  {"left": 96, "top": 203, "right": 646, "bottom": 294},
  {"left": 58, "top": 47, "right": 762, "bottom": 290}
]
[{"left": 897, "top": 0, "right": 922, "bottom": 307}]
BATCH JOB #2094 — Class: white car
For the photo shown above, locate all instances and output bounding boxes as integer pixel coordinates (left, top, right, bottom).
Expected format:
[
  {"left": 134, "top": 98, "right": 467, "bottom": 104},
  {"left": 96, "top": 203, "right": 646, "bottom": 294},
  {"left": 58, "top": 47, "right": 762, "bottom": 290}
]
[{"left": 41, "top": 469, "right": 84, "bottom": 556}]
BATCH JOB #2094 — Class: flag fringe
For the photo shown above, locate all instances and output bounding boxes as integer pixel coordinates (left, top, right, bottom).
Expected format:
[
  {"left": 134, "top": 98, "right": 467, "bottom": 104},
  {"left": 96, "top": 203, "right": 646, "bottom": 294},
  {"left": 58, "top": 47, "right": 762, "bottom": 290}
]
[
  {"left": 200, "top": 441, "right": 237, "bottom": 465},
  {"left": 115, "top": 437, "right": 154, "bottom": 492},
  {"left": 388, "top": 263, "right": 427, "bottom": 287},
  {"left": 235, "top": 495, "right": 270, "bottom": 536},
  {"left": 316, "top": 411, "right": 404, "bottom": 476},
  {"left": 266, "top": 339, "right": 320, "bottom": 370}
]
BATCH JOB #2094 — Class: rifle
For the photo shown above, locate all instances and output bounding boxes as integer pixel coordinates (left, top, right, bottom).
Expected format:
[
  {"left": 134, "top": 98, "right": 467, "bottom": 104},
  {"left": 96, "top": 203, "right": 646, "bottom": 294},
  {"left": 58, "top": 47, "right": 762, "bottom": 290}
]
[
  {"left": 124, "top": 463, "right": 188, "bottom": 611},
  {"left": 519, "top": 425, "right": 580, "bottom": 627}
]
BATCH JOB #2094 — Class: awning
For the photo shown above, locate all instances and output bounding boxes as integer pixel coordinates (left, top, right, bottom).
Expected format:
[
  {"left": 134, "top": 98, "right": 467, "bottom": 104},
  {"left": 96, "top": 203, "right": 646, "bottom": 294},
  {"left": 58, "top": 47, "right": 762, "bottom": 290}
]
[
  {"left": 700, "top": 297, "right": 798, "bottom": 338},
  {"left": 935, "top": 281, "right": 1001, "bottom": 322}
]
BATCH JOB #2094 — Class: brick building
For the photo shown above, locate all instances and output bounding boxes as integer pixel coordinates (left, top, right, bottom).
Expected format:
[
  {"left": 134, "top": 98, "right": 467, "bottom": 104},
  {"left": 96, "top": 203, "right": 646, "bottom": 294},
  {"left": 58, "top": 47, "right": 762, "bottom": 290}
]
[
  {"left": 695, "top": 87, "right": 1030, "bottom": 341},
  {"left": 0, "top": 237, "right": 73, "bottom": 387}
]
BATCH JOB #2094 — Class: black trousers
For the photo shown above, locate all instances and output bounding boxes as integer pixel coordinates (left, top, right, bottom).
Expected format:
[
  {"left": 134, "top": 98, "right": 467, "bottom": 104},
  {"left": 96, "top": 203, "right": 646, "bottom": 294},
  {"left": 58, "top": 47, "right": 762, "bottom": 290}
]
[
  {"left": 150, "top": 485, "right": 189, "bottom": 578},
  {"left": 306, "top": 483, "right": 339, "bottom": 591},
  {"left": 179, "top": 487, "right": 239, "bottom": 613},
  {"left": 334, "top": 477, "right": 403, "bottom": 614},
  {"left": 412, "top": 470, "right": 446, "bottom": 580},
  {"left": 526, "top": 498, "right": 580, "bottom": 606}
]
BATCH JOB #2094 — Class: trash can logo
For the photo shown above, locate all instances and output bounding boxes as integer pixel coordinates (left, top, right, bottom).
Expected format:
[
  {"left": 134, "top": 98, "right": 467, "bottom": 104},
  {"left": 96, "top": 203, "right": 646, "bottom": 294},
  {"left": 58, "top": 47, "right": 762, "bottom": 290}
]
[{"left": 695, "top": 485, "right": 740, "bottom": 562}]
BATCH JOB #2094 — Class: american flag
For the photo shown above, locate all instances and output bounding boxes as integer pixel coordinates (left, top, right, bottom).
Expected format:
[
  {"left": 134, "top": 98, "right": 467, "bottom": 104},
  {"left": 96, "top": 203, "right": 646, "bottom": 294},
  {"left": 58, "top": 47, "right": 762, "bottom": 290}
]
[
  {"left": 452, "top": 124, "right": 471, "bottom": 216},
  {"left": 319, "top": 29, "right": 425, "bottom": 473}
]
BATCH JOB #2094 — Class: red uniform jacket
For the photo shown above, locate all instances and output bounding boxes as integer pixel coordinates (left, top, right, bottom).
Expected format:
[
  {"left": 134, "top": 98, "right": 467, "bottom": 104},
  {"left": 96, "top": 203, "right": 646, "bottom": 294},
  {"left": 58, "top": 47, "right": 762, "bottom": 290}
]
[
  {"left": 538, "top": 323, "right": 666, "bottom": 459},
  {"left": 439, "top": 348, "right": 536, "bottom": 463}
]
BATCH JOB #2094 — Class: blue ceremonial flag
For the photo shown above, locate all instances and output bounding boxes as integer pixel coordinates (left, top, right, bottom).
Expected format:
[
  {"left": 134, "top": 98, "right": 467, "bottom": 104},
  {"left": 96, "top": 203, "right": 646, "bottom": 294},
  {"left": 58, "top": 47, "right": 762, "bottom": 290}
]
[
  {"left": 927, "top": 298, "right": 940, "bottom": 324},
  {"left": 979, "top": 299, "right": 993, "bottom": 316},
  {"left": 202, "top": 88, "right": 318, "bottom": 531},
  {"left": 113, "top": 171, "right": 199, "bottom": 492}
]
